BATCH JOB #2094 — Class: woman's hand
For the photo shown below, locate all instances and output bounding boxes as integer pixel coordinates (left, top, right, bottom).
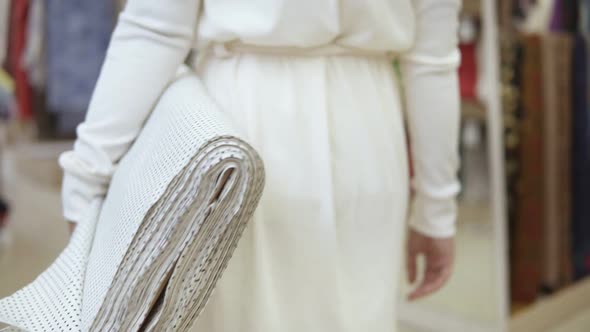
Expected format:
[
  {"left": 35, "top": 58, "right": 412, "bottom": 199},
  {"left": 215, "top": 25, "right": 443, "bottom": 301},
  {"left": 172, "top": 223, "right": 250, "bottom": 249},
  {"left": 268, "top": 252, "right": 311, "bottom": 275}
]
[{"left": 406, "top": 229, "right": 454, "bottom": 301}]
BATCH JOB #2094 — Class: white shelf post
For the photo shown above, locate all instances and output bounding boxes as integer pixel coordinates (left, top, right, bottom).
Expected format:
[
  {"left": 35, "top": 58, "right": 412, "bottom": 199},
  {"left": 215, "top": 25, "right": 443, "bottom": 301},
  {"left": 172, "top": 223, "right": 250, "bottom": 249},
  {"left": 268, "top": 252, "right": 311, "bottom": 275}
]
[{"left": 481, "top": 0, "right": 510, "bottom": 330}]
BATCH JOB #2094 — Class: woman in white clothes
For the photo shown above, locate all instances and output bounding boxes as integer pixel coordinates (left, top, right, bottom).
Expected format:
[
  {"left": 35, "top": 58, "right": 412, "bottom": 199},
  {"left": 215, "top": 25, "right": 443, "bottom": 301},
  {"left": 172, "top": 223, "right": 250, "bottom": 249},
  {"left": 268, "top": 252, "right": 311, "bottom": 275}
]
[{"left": 60, "top": 0, "right": 462, "bottom": 331}]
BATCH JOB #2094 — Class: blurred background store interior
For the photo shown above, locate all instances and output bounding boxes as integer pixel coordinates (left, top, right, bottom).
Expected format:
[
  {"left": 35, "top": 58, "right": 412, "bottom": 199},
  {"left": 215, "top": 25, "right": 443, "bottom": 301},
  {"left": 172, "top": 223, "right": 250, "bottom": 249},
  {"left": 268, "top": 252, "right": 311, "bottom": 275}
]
[{"left": 1, "top": 0, "right": 590, "bottom": 331}]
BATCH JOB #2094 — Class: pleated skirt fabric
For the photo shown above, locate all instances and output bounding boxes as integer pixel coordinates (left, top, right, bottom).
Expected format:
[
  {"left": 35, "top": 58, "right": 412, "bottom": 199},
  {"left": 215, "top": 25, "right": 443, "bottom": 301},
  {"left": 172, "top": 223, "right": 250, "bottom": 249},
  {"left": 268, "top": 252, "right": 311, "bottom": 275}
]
[{"left": 191, "top": 53, "right": 410, "bottom": 332}]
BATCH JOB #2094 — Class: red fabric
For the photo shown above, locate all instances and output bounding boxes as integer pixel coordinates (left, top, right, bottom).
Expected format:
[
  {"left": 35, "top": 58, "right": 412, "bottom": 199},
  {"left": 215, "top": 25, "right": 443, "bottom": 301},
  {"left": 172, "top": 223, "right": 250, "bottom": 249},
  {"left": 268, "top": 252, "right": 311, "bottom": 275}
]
[
  {"left": 459, "top": 42, "right": 478, "bottom": 101},
  {"left": 7, "top": 0, "right": 33, "bottom": 120}
]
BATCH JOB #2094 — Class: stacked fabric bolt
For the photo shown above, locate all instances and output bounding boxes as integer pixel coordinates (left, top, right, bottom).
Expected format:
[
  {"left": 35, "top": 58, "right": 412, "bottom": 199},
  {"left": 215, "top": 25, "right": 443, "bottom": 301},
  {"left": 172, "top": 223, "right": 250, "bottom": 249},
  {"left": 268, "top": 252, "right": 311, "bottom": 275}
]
[{"left": 0, "top": 67, "right": 265, "bottom": 332}]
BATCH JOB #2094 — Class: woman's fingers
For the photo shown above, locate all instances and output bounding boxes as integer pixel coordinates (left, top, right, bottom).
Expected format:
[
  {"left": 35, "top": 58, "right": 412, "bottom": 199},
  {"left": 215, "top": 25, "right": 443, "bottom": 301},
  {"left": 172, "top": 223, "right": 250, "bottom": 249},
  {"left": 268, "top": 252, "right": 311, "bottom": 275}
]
[
  {"left": 407, "top": 247, "right": 418, "bottom": 284},
  {"left": 407, "top": 259, "right": 452, "bottom": 301},
  {"left": 406, "top": 229, "right": 455, "bottom": 301}
]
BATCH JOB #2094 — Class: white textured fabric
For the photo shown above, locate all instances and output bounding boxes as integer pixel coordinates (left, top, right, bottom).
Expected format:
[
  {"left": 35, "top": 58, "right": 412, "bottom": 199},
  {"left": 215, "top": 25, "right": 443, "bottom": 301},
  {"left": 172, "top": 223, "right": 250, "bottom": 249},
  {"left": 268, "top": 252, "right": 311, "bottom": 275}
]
[
  {"left": 0, "top": 202, "right": 99, "bottom": 332},
  {"left": 62, "top": 0, "right": 461, "bottom": 238},
  {"left": 0, "top": 68, "right": 265, "bottom": 331}
]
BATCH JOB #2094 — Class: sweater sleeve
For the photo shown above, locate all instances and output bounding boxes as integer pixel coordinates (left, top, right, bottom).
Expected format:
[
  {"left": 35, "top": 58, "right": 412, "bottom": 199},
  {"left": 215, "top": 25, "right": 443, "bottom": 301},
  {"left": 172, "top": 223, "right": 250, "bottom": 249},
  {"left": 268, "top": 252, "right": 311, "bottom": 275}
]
[
  {"left": 59, "top": 0, "right": 201, "bottom": 223},
  {"left": 400, "top": 0, "right": 462, "bottom": 238}
]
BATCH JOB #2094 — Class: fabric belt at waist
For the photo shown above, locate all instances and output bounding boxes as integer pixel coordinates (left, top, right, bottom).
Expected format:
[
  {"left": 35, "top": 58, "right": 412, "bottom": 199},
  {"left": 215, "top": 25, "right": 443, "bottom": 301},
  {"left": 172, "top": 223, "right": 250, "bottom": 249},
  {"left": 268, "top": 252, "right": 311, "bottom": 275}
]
[{"left": 206, "top": 42, "right": 394, "bottom": 58}]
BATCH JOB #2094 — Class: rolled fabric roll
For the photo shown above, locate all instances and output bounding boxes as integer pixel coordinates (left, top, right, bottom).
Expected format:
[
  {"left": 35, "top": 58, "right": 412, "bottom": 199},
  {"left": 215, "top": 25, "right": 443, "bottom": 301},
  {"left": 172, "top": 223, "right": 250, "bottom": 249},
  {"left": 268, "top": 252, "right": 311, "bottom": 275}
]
[{"left": 0, "top": 67, "right": 265, "bottom": 332}]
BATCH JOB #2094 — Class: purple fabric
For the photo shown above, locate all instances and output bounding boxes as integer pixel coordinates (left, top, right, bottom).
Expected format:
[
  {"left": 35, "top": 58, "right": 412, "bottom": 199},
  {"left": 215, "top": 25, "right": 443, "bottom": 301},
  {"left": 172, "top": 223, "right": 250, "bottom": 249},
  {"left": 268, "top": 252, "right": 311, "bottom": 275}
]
[{"left": 550, "top": 0, "right": 564, "bottom": 31}]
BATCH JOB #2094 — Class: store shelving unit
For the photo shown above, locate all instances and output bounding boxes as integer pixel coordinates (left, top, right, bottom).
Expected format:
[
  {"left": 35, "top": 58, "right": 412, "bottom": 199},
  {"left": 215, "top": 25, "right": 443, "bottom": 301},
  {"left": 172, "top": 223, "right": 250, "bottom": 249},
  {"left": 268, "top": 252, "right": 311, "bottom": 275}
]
[{"left": 399, "top": 1, "right": 590, "bottom": 331}]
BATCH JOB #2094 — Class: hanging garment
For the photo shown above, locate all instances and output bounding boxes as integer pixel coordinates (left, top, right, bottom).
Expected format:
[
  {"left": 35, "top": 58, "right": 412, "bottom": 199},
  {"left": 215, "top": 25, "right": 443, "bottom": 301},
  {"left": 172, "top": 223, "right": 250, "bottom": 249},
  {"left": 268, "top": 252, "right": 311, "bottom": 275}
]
[
  {"left": 0, "top": 68, "right": 265, "bottom": 332},
  {"left": 458, "top": 14, "right": 479, "bottom": 102},
  {"left": 55, "top": 112, "right": 85, "bottom": 136},
  {"left": 511, "top": 35, "right": 546, "bottom": 303},
  {"left": 459, "top": 42, "right": 478, "bottom": 101},
  {"left": 0, "top": 0, "right": 11, "bottom": 66},
  {"left": 521, "top": 0, "right": 556, "bottom": 33},
  {"left": 541, "top": 33, "right": 574, "bottom": 290},
  {"left": 571, "top": 35, "right": 590, "bottom": 280},
  {"left": 582, "top": 0, "right": 590, "bottom": 32},
  {"left": 0, "top": 67, "right": 16, "bottom": 119},
  {"left": 550, "top": 0, "right": 581, "bottom": 32},
  {"left": 503, "top": 38, "right": 525, "bottom": 296},
  {"left": 549, "top": 0, "right": 564, "bottom": 30},
  {"left": 45, "top": 0, "right": 114, "bottom": 116},
  {"left": 21, "top": 0, "right": 44, "bottom": 89},
  {"left": 0, "top": 69, "right": 15, "bottom": 119},
  {"left": 561, "top": 0, "right": 580, "bottom": 32},
  {"left": 0, "top": 86, "right": 14, "bottom": 119},
  {"left": 7, "top": 0, "right": 33, "bottom": 119}
]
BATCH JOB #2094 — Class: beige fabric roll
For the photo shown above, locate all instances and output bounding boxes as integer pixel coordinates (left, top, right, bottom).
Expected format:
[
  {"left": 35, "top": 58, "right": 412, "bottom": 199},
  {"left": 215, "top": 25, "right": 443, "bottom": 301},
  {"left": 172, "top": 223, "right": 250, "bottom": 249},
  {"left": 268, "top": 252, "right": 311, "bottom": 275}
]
[{"left": 0, "top": 67, "right": 265, "bottom": 332}]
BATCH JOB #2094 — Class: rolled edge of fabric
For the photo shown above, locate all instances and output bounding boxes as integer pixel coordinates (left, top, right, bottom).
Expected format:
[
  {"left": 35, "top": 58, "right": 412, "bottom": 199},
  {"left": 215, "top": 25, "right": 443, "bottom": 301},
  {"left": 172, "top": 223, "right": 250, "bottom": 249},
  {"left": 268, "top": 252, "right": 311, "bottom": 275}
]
[
  {"left": 81, "top": 69, "right": 266, "bottom": 331},
  {"left": 0, "top": 68, "right": 266, "bottom": 332},
  {"left": 90, "top": 136, "right": 265, "bottom": 331}
]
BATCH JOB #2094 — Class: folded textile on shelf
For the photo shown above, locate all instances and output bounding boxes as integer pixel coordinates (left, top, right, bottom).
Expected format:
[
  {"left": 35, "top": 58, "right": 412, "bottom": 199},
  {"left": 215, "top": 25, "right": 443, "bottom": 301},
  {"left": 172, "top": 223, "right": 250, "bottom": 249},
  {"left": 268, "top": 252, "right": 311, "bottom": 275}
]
[{"left": 0, "top": 67, "right": 265, "bottom": 332}]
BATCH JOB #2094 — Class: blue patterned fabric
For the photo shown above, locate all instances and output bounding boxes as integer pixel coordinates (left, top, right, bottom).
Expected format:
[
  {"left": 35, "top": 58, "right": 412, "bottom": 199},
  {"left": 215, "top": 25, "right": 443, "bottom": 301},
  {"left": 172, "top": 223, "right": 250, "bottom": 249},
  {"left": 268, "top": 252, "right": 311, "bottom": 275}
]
[{"left": 46, "top": 0, "right": 115, "bottom": 114}]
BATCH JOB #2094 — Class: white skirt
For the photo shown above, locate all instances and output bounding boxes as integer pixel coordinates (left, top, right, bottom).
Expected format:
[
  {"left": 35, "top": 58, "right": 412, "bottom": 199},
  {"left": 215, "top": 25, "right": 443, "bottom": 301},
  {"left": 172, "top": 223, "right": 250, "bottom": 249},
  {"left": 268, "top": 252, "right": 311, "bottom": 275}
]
[{"left": 192, "top": 53, "right": 410, "bottom": 332}]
